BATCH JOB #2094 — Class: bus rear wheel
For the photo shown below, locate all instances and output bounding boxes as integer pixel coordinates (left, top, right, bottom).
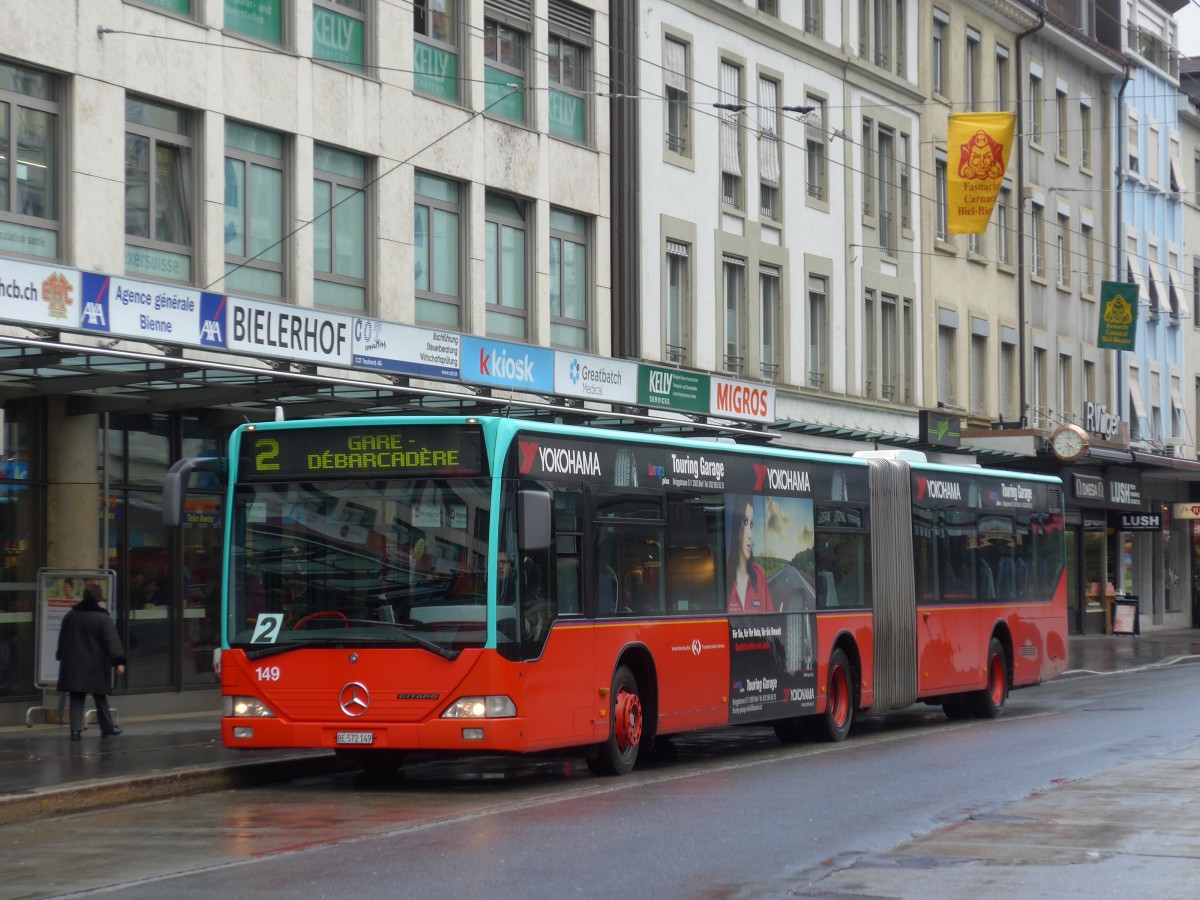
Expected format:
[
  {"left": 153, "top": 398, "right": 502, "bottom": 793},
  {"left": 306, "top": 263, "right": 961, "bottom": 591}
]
[
  {"left": 967, "top": 638, "right": 1009, "bottom": 719},
  {"left": 587, "top": 665, "right": 643, "bottom": 776},
  {"left": 807, "top": 648, "right": 853, "bottom": 742}
]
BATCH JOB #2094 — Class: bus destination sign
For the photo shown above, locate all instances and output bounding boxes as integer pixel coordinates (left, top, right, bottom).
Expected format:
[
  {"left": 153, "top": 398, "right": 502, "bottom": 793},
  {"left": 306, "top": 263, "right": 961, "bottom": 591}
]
[{"left": 237, "top": 425, "right": 484, "bottom": 480}]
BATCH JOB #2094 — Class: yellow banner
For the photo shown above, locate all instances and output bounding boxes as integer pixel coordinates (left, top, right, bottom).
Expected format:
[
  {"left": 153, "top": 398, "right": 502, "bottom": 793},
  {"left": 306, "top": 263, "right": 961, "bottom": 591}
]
[{"left": 947, "top": 112, "right": 1016, "bottom": 235}]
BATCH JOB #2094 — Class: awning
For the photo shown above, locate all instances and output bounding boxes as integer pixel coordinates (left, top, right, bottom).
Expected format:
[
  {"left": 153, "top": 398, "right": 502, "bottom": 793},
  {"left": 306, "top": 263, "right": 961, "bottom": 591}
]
[
  {"left": 1169, "top": 145, "right": 1187, "bottom": 194},
  {"left": 1128, "top": 368, "right": 1150, "bottom": 427}
]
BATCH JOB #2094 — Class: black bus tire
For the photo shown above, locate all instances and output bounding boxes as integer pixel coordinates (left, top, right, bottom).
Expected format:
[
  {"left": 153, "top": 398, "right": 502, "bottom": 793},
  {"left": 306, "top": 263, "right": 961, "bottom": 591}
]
[
  {"left": 967, "top": 637, "right": 1009, "bottom": 719},
  {"left": 807, "top": 648, "right": 853, "bottom": 742},
  {"left": 586, "top": 664, "right": 643, "bottom": 776}
]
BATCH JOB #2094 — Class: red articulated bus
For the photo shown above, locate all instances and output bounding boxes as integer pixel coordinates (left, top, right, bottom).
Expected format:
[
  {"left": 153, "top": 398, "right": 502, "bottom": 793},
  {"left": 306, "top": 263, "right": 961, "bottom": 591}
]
[{"left": 163, "top": 416, "right": 1067, "bottom": 775}]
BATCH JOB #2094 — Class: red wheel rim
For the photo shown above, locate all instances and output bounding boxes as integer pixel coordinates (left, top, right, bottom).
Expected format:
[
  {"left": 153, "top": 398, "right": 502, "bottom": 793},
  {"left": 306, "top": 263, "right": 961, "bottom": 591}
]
[
  {"left": 614, "top": 688, "right": 643, "bottom": 752},
  {"left": 829, "top": 664, "right": 849, "bottom": 728},
  {"left": 988, "top": 653, "right": 1005, "bottom": 706}
]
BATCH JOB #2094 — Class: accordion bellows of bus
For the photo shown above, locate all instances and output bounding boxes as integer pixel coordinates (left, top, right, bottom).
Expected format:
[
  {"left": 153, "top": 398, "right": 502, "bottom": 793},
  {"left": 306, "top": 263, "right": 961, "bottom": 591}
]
[{"left": 164, "top": 416, "right": 1067, "bottom": 776}]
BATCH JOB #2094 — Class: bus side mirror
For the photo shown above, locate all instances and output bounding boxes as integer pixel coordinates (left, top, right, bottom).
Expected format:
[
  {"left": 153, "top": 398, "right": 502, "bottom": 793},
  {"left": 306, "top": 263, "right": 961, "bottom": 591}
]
[
  {"left": 517, "top": 489, "right": 552, "bottom": 553},
  {"left": 162, "top": 457, "right": 225, "bottom": 527}
]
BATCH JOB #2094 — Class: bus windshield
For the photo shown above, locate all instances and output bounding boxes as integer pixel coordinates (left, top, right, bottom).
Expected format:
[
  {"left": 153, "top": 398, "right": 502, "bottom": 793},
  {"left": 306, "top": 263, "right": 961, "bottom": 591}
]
[{"left": 229, "top": 478, "right": 492, "bottom": 651}]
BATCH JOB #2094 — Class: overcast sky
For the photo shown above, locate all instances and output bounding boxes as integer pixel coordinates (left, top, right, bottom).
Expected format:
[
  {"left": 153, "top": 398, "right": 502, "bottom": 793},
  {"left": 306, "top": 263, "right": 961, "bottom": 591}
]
[{"left": 1178, "top": 7, "right": 1200, "bottom": 58}]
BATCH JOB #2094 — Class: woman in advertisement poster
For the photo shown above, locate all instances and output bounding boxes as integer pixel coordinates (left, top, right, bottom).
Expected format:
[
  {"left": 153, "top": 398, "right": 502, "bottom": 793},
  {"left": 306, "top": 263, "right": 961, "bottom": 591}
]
[{"left": 727, "top": 495, "right": 773, "bottom": 613}]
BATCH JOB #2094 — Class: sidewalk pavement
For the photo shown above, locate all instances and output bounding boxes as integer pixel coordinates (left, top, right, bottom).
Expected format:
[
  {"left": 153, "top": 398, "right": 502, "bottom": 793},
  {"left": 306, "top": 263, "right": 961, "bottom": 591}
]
[{"left": 1, "top": 629, "right": 1198, "bottom": 825}]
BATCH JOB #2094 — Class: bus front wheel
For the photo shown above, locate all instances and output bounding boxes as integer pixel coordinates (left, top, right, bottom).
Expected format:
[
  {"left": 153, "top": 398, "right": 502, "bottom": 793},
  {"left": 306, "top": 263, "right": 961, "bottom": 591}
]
[
  {"left": 587, "top": 665, "right": 642, "bottom": 776},
  {"left": 967, "top": 638, "right": 1009, "bottom": 719},
  {"left": 807, "top": 648, "right": 853, "bottom": 742}
]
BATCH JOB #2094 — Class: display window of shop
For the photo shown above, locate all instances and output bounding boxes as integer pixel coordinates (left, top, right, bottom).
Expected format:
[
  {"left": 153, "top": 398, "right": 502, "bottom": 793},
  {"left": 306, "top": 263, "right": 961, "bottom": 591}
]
[
  {"left": 0, "top": 400, "right": 45, "bottom": 699},
  {"left": 101, "top": 412, "right": 227, "bottom": 692}
]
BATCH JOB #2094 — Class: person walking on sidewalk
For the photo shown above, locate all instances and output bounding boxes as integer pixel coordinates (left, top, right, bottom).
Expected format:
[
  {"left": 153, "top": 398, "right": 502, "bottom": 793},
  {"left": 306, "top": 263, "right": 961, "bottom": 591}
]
[{"left": 56, "top": 584, "right": 126, "bottom": 740}]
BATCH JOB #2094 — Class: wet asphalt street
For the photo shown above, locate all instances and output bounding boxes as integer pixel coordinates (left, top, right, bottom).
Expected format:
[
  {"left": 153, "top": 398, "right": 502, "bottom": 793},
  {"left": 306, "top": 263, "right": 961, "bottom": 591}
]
[{"left": 3, "top": 659, "right": 1199, "bottom": 900}]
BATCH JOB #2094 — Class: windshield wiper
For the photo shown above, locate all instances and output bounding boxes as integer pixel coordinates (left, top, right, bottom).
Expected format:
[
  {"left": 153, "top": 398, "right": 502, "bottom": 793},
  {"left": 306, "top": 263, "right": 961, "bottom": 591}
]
[
  {"left": 241, "top": 623, "right": 459, "bottom": 661},
  {"left": 339, "top": 619, "right": 460, "bottom": 660}
]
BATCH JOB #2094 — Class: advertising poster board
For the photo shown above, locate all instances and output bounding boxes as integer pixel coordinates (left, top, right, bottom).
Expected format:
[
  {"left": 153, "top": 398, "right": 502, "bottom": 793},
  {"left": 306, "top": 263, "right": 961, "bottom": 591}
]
[
  {"left": 35, "top": 569, "right": 117, "bottom": 688},
  {"left": 1112, "top": 596, "right": 1139, "bottom": 636}
]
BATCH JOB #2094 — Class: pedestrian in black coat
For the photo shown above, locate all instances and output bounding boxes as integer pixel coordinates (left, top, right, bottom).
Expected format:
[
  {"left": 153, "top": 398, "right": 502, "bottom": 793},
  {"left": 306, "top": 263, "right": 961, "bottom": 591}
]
[{"left": 56, "top": 585, "right": 126, "bottom": 740}]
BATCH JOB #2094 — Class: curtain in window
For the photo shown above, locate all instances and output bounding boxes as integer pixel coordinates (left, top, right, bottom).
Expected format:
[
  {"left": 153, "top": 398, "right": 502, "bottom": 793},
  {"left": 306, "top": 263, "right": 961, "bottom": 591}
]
[
  {"left": 758, "top": 78, "right": 780, "bottom": 186},
  {"left": 664, "top": 40, "right": 686, "bottom": 90},
  {"left": 719, "top": 63, "right": 741, "bottom": 177}
]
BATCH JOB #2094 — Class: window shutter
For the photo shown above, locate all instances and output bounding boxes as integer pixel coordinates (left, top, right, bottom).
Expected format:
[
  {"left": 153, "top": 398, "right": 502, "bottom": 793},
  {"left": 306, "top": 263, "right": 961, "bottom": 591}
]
[
  {"left": 758, "top": 78, "right": 780, "bottom": 186},
  {"left": 719, "top": 63, "right": 742, "bottom": 177},
  {"left": 549, "top": 0, "right": 592, "bottom": 42}
]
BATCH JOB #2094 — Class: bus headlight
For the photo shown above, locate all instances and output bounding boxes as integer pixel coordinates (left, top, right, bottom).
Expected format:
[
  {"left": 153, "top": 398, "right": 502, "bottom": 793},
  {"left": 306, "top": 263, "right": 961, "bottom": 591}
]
[
  {"left": 224, "top": 696, "right": 276, "bottom": 718},
  {"left": 441, "top": 696, "right": 516, "bottom": 718}
]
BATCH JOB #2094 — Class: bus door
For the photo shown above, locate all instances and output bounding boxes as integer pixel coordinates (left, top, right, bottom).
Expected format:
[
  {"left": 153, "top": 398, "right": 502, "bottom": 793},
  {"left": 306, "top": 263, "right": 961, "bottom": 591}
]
[{"left": 504, "top": 485, "right": 596, "bottom": 749}]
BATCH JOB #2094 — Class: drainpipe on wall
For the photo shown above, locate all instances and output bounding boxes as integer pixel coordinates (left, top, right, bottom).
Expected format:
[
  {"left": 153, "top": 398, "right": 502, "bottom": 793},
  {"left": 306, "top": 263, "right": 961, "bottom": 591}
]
[
  {"left": 609, "top": 0, "right": 640, "bottom": 360},
  {"left": 1015, "top": 8, "right": 1046, "bottom": 427}
]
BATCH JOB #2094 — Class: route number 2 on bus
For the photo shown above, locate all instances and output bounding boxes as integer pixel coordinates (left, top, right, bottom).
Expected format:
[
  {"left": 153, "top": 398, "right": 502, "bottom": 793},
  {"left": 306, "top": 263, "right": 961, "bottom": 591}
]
[{"left": 251, "top": 613, "right": 284, "bottom": 644}]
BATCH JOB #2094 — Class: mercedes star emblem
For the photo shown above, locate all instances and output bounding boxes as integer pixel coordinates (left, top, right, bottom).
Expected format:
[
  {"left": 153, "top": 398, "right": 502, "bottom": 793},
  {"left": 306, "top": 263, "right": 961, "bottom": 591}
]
[{"left": 339, "top": 682, "right": 370, "bottom": 717}]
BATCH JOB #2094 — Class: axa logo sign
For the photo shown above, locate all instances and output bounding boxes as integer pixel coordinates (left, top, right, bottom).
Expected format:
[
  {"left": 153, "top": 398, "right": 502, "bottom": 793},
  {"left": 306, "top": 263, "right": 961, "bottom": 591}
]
[
  {"left": 461, "top": 336, "right": 554, "bottom": 392},
  {"left": 753, "top": 464, "right": 811, "bottom": 493},
  {"left": 199, "top": 293, "right": 227, "bottom": 348},
  {"left": 915, "top": 476, "right": 962, "bottom": 501},
  {"left": 80, "top": 273, "right": 111, "bottom": 332}
]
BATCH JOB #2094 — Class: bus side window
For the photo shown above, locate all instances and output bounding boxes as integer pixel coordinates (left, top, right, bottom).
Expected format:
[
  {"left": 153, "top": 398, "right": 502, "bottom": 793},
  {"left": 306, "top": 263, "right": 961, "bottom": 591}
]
[{"left": 553, "top": 490, "right": 583, "bottom": 616}]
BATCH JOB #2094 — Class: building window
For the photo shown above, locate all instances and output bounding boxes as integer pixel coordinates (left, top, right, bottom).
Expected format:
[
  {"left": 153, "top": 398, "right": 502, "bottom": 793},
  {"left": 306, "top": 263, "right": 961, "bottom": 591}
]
[
  {"left": 312, "top": 145, "right": 367, "bottom": 311},
  {"left": 860, "top": 0, "right": 895, "bottom": 71},
  {"left": 1084, "top": 359, "right": 1096, "bottom": 408},
  {"left": 1056, "top": 88, "right": 1069, "bottom": 158},
  {"left": 965, "top": 28, "right": 980, "bottom": 110},
  {"left": 900, "top": 134, "right": 912, "bottom": 230},
  {"left": 0, "top": 61, "right": 59, "bottom": 260},
  {"left": 902, "top": 298, "right": 913, "bottom": 403},
  {"left": 996, "top": 185, "right": 1011, "bottom": 265},
  {"left": 805, "top": 0, "right": 823, "bottom": 38},
  {"left": 1194, "top": 261, "right": 1200, "bottom": 324},
  {"left": 937, "top": 325, "right": 955, "bottom": 406},
  {"left": 878, "top": 127, "right": 896, "bottom": 253},
  {"left": 995, "top": 45, "right": 1009, "bottom": 109},
  {"left": 136, "top": 0, "right": 192, "bottom": 13},
  {"left": 1000, "top": 339, "right": 1016, "bottom": 421},
  {"left": 861, "top": 118, "right": 874, "bottom": 216},
  {"left": 125, "top": 97, "right": 192, "bottom": 283},
  {"left": 935, "top": 157, "right": 948, "bottom": 241},
  {"left": 806, "top": 96, "right": 827, "bottom": 201},
  {"left": 881, "top": 294, "right": 898, "bottom": 400},
  {"left": 759, "top": 76, "right": 781, "bottom": 220},
  {"left": 723, "top": 256, "right": 746, "bottom": 374},
  {"left": 1058, "top": 353, "right": 1072, "bottom": 420},
  {"left": 1029, "top": 72, "right": 1042, "bottom": 145},
  {"left": 719, "top": 62, "right": 743, "bottom": 209},
  {"left": 1148, "top": 123, "right": 1160, "bottom": 186},
  {"left": 1030, "top": 201, "right": 1045, "bottom": 279},
  {"left": 225, "top": 0, "right": 283, "bottom": 45},
  {"left": 414, "top": 171, "right": 461, "bottom": 327},
  {"left": 1057, "top": 213, "right": 1070, "bottom": 288},
  {"left": 413, "top": 0, "right": 459, "bottom": 102},
  {"left": 549, "top": 1, "right": 591, "bottom": 143},
  {"left": 1080, "top": 101, "right": 1092, "bottom": 169},
  {"left": 485, "top": 193, "right": 528, "bottom": 339},
  {"left": 224, "top": 121, "right": 285, "bottom": 298},
  {"left": 313, "top": 1, "right": 366, "bottom": 72},
  {"left": 664, "top": 37, "right": 690, "bottom": 158},
  {"left": 757, "top": 0, "right": 779, "bottom": 15},
  {"left": 1194, "top": 152, "right": 1200, "bottom": 204},
  {"left": 864, "top": 290, "right": 876, "bottom": 396},
  {"left": 1127, "top": 107, "right": 1139, "bottom": 173},
  {"left": 1169, "top": 136, "right": 1185, "bottom": 194},
  {"left": 932, "top": 9, "right": 947, "bottom": 96},
  {"left": 808, "top": 275, "right": 828, "bottom": 388},
  {"left": 550, "top": 208, "right": 588, "bottom": 349},
  {"left": 665, "top": 242, "right": 690, "bottom": 365},
  {"left": 760, "top": 267, "right": 781, "bottom": 381},
  {"left": 1080, "top": 223, "right": 1093, "bottom": 296},
  {"left": 1031, "top": 347, "right": 1046, "bottom": 428},
  {"left": 485, "top": 4, "right": 530, "bottom": 124},
  {"left": 970, "top": 333, "right": 986, "bottom": 415}
]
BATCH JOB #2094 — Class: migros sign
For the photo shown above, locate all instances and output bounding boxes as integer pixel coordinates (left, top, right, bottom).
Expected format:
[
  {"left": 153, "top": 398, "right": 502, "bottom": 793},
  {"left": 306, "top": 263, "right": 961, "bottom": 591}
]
[{"left": 711, "top": 377, "right": 775, "bottom": 423}]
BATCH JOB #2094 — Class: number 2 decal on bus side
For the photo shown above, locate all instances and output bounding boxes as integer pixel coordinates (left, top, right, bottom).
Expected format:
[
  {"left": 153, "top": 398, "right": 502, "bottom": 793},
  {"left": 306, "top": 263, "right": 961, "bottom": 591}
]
[{"left": 251, "top": 613, "right": 284, "bottom": 644}]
